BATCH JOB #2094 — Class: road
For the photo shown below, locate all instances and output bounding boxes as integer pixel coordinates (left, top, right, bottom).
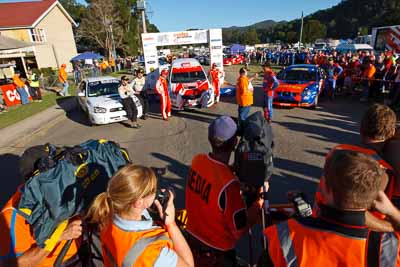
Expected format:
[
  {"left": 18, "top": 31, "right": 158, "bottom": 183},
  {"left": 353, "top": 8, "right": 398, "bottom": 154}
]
[
  {"left": 0, "top": 66, "right": 367, "bottom": 208},
  {"left": 0, "top": 65, "right": 369, "bottom": 263}
]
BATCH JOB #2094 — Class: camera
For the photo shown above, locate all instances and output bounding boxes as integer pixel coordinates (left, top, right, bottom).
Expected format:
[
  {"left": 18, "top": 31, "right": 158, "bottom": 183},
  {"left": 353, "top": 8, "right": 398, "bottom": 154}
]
[
  {"left": 288, "top": 191, "right": 312, "bottom": 218},
  {"left": 155, "top": 188, "right": 175, "bottom": 210}
]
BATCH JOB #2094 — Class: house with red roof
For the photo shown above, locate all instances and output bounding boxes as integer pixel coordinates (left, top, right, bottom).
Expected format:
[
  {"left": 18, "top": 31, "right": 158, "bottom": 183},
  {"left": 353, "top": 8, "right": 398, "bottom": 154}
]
[{"left": 0, "top": 0, "right": 77, "bottom": 73}]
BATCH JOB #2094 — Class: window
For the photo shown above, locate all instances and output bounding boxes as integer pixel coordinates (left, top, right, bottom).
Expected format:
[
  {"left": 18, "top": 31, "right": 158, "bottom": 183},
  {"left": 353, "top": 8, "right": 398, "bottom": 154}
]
[{"left": 30, "top": 28, "right": 46, "bottom": 43}]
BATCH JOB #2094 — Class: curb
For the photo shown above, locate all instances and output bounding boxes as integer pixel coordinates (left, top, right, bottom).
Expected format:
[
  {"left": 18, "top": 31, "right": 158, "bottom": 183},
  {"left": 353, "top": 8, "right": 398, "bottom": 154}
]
[{"left": 0, "top": 97, "right": 77, "bottom": 150}]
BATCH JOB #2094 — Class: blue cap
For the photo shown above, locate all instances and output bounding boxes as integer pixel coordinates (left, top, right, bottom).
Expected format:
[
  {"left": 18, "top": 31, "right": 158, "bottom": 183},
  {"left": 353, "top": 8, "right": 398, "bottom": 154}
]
[{"left": 208, "top": 116, "right": 237, "bottom": 146}]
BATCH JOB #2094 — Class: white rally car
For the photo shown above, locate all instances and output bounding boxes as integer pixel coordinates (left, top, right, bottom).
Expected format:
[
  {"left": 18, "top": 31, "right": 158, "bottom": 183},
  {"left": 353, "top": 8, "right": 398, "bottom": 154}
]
[
  {"left": 76, "top": 76, "right": 143, "bottom": 126},
  {"left": 168, "top": 58, "right": 214, "bottom": 110}
]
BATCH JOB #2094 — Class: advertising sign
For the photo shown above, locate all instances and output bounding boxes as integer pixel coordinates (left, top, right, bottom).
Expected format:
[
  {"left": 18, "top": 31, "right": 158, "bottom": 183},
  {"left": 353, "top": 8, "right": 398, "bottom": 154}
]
[
  {"left": 142, "top": 29, "right": 223, "bottom": 74},
  {"left": 1, "top": 84, "right": 21, "bottom": 106}
]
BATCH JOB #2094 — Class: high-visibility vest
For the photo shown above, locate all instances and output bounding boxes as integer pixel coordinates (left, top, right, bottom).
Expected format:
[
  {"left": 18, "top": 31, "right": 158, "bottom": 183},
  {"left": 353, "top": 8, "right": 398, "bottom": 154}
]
[
  {"left": 185, "top": 154, "right": 243, "bottom": 251},
  {"left": 29, "top": 73, "right": 40, "bottom": 87},
  {"left": 0, "top": 189, "right": 78, "bottom": 267},
  {"left": 264, "top": 213, "right": 400, "bottom": 267},
  {"left": 315, "top": 144, "right": 397, "bottom": 216},
  {"left": 101, "top": 223, "right": 173, "bottom": 267}
]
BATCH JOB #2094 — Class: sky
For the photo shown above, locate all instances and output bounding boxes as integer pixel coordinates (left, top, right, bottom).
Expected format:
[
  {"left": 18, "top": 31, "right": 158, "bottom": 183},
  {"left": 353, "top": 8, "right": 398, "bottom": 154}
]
[{"left": 148, "top": 0, "right": 341, "bottom": 32}]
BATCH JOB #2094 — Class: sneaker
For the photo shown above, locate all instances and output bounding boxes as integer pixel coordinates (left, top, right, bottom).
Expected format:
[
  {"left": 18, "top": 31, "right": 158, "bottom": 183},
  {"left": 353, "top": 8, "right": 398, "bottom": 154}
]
[
  {"left": 141, "top": 115, "right": 147, "bottom": 120},
  {"left": 131, "top": 123, "right": 141, "bottom": 129},
  {"left": 38, "top": 99, "right": 42, "bottom": 103},
  {"left": 59, "top": 92, "right": 64, "bottom": 96}
]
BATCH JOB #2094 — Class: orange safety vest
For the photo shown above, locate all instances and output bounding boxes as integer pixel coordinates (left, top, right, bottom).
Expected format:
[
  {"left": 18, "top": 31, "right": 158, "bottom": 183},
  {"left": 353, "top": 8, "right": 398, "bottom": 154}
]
[
  {"left": 0, "top": 189, "right": 78, "bottom": 267},
  {"left": 13, "top": 75, "right": 25, "bottom": 88},
  {"left": 236, "top": 75, "right": 253, "bottom": 107},
  {"left": 315, "top": 144, "right": 397, "bottom": 216},
  {"left": 264, "top": 211, "right": 400, "bottom": 267},
  {"left": 58, "top": 68, "right": 68, "bottom": 83},
  {"left": 185, "top": 154, "right": 243, "bottom": 251},
  {"left": 101, "top": 222, "right": 173, "bottom": 267}
]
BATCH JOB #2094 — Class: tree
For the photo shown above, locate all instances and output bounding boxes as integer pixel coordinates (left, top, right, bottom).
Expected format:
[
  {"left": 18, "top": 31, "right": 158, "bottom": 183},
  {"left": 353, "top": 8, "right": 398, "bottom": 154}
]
[
  {"left": 59, "top": 0, "right": 85, "bottom": 24},
  {"left": 240, "top": 28, "right": 259, "bottom": 45},
  {"left": 303, "top": 20, "right": 327, "bottom": 43},
  {"left": 77, "top": 0, "right": 125, "bottom": 58}
]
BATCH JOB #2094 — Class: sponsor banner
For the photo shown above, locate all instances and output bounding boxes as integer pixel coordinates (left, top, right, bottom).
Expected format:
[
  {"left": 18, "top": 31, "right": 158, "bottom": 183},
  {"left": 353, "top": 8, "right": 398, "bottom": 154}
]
[
  {"left": 0, "top": 84, "right": 32, "bottom": 106},
  {"left": 209, "top": 29, "right": 224, "bottom": 84},
  {"left": 142, "top": 30, "right": 208, "bottom": 47}
]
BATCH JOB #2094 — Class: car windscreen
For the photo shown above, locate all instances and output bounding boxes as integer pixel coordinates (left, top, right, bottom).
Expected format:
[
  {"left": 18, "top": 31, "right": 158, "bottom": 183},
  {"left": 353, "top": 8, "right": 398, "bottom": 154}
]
[
  {"left": 277, "top": 69, "right": 316, "bottom": 82},
  {"left": 171, "top": 71, "right": 206, "bottom": 83},
  {"left": 88, "top": 80, "right": 120, "bottom": 97}
]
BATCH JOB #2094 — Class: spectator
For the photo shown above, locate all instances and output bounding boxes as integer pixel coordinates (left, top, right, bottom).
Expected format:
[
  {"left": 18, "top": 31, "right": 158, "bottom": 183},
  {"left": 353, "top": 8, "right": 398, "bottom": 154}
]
[
  {"left": 132, "top": 69, "right": 149, "bottom": 120},
  {"left": 383, "top": 128, "right": 400, "bottom": 205},
  {"left": 323, "top": 57, "right": 343, "bottom": 101},
  {"left": 236, "top": 67, "right": 258, "bottom": 126},
  {"left": 262, "top": 63, "right": 279, "bottom": 122},
  {"left": 360, "top": 58, "right": 376, "bottom": 102},
  {"left": 264, "top": 150, "right": 399, "bottom": 267},
  {"left": 86, "top": 164, "right": 194, "bottom": 267},
  {"left": 0, "top": 186, "right": 82, "bottom": 267},
  {"left": 315, "top": 104, "right": 398, "bottom": 232},
  {"left": 27, "top": 69, "right": 42, "bottom": 102},
  {"left": 58, "top": 64, "right": 69, "bottom": 96},
  {"left": 185, "top": 116, "right": 263, "bottom": 266},
  {"left": 12, "top": 71, "right": 30, "bottom": 105},
  {"left": 118, "top": 75, "right": 141, "bottom": 129},
  {"left": 0, "top": 90, "right": 8, "bottom": 113}
]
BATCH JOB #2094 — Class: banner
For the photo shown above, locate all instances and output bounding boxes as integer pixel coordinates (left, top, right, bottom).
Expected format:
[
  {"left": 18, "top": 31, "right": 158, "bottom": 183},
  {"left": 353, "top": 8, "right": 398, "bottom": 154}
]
[
  {"left": 0, "top": 84, "right": 32, "bottom": 106},
  {"left": 141, "top": 29, "right": 223, "bottom": 74}
]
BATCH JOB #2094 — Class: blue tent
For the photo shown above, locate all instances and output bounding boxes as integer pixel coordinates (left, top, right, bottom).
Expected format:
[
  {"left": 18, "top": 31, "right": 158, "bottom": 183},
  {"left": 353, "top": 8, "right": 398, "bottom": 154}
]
[
  {"left": 71, "top": 52, "right": 104, "bottom": 62},
  {"left": 230, "top": 44, "right": 245, "bottom": 54}
]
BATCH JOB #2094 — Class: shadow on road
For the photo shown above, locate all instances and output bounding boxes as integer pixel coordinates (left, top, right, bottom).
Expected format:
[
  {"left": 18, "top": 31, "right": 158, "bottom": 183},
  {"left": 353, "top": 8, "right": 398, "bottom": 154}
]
[
  {"left": 150, "top": 152, "right": 190, "bottom": 209},
  {"left": 0, "top": 153, "right": 22, "bottom": 207},
  {"left": 56, "top": 97, "right": 92, "bottom": 126}
]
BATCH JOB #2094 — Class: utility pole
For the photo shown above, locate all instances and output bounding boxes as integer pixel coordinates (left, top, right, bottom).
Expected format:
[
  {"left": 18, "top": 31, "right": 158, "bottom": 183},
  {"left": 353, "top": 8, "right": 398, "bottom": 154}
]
[
  {"left": 299, "top": 11, "right": 304, "bottom": 48},
  {"left": 137, "top": 0, "right": 147, "bottom": 33}
]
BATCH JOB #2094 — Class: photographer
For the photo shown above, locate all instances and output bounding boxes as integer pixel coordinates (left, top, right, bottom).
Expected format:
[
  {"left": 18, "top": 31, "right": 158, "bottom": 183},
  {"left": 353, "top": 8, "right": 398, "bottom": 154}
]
[
  {"left": 118, "top": 76, "right": 141, "bottom": 129},
  {"left": 264, "top": 150, "right": 399, "bottom": 267},
  {"left": 185, "top": 116, "right": 263, "bottom": 266},
  {"left": 86, "top": 164, "right": 194, "bottom": 267},
  {"left": 0, "top": 187, "right": 82, "bottom": 267}
]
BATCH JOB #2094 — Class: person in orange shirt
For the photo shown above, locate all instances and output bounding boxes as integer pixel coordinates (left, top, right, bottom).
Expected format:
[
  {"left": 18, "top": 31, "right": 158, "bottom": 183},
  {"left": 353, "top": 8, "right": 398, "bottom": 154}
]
[
  {"left": 236, "top": 67, "right": 258, "bottom": 126},
  {"left": 360, "top": 57, "right": 377, "bottom": 102},
  {"left": 86, "top": 164, "right": 194, "bottom": 267},
  {"left": 58, "top": 64, "right": 69, "bottom": 96},
  {"left": 12, "top": 71, "right": 30, "bottom": 105},
  {"left": 185, "top": 116, "right": 263, "bottom": 266},
  {"left": 264, "top": 150, "right": 400, "bottom": 267},
  {"left": 0, "top": 187, "right": 82, "bottom": 267}
]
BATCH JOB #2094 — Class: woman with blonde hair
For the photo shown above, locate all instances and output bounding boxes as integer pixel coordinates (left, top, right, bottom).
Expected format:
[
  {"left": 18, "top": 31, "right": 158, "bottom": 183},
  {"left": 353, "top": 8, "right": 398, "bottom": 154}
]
[{"left": 86, "top": 164, "right": 194, "bottom": 267}]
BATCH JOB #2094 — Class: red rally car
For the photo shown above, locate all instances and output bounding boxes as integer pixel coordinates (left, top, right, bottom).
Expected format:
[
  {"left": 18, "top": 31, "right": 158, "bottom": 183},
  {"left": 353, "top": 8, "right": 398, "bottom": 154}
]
[{"left": 223, "top": 54, "right": 244, "bottom": 66}]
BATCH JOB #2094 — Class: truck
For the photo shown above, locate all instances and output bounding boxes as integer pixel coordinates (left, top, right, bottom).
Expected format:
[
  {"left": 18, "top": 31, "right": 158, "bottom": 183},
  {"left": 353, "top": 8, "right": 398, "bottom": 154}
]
[{"left": 371, "top": 25, "right": 400, "bottom": 53}]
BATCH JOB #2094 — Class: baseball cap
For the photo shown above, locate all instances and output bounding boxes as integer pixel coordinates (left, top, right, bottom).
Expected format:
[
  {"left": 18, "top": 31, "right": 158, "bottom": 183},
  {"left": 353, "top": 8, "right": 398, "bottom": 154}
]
[{"left": 208, "top": 116, "right": 237, "bottom": 146}]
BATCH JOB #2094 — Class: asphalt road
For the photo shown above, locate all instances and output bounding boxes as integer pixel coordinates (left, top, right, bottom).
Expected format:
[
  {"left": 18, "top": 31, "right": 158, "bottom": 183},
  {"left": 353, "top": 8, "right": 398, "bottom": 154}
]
[
  {"left": 0, "top": 66, "right": 368, "bottom": 208},
  {"left": 0, "top": 65, "right": 370, "bottom": 264}
]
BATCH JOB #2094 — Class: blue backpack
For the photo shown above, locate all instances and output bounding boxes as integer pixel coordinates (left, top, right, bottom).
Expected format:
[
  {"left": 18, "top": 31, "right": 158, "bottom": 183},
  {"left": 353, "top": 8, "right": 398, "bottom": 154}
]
[{"left": 17, "top": 139, "right": 130, "bottom": 248}]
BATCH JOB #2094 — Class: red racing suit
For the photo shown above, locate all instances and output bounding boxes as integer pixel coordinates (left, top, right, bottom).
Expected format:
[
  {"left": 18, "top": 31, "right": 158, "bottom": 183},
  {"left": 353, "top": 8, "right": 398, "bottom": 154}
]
[
  {"left": 155, "top": 76, "right": 171, "bottom": 120},
  {"left": 209, "top": 68, "right": 223, "bottom": 101}
]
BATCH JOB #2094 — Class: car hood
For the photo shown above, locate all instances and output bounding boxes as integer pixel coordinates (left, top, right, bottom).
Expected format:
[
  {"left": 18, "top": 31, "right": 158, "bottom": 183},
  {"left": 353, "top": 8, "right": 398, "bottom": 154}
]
[
  {"left": 87, "top": 95, "right": 122, "bottom": 108},
  {"left": 276, "top": 81, "right": 316, "bottom": 94}
]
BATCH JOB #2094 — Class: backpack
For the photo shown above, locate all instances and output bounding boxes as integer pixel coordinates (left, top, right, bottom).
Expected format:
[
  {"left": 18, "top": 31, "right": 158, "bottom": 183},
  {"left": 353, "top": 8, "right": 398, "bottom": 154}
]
[
  {"left": 234, "top": 111, "right": 274, "bottom": 187},
  {"left": 17, "top": 139, "right": 130, "bottom": 248}
]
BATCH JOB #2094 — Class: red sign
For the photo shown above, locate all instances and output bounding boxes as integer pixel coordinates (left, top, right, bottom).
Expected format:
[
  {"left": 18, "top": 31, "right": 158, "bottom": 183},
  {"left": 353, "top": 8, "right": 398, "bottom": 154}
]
[{"left": 0, "top": 84, "right": 32, "bottom": 106}]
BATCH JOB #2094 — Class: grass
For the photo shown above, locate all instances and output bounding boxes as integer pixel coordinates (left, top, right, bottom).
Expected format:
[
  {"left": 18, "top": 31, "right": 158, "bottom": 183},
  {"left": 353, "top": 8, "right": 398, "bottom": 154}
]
[{"left": 0, "top": 84, "right": 76, "bottom": 129}]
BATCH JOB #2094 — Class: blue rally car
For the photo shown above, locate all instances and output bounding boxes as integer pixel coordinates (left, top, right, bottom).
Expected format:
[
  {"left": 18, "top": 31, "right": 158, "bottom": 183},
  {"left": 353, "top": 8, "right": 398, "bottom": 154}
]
[{"left": 273, "top": 64, "right": 325, "bottom": 109}]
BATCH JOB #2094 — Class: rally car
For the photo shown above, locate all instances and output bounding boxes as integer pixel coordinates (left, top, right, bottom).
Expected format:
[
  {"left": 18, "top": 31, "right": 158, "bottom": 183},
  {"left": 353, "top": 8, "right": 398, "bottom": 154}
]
[
  {"left": 169, "top": 58, "right": 214, "bottom": 110},
  {"left": 77, "top": 76, "right": 143, "bottom": 126},
  {"left": 273, "top": 64, "right": 325, "bottom": 109},
  {"left": 223, "top": 54, "right": 244, "bottom": 65}
]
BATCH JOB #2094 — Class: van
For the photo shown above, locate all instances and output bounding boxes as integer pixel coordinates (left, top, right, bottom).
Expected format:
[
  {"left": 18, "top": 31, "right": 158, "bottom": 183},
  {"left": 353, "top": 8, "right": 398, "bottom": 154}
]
[{"left": 168, "top": 58, "right": 214, "bottom": 110}]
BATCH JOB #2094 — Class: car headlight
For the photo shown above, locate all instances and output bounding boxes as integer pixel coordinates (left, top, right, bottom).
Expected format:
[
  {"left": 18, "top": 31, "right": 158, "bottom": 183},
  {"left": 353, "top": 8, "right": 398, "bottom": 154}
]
[
  {"left": 93, "top": 107, "right": 107, "bottom": 113},
  {"left": 302, "top": 88, "right": 312, "bottom": 100}
]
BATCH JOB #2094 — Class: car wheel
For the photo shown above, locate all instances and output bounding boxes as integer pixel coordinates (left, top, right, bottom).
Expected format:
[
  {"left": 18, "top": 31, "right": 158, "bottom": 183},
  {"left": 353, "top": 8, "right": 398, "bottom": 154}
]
[{"left": 310, "top": 95, "right": 318, "bottom": 110}]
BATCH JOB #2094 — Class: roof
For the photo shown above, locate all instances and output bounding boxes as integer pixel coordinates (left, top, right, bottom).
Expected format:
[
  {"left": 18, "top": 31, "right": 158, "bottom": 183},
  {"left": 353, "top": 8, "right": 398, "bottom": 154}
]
[
  {"left": 84, "top": 76, "right": 119, "bottom": 83},
  {"left": 0, "top": 0, "right": 77, "bottom": 29},
  {"left": 0, "top": 35, "right": 34, "bottom": 50},
  {"left": 171, "top": 58, "right": 201, "bottom": 68}
]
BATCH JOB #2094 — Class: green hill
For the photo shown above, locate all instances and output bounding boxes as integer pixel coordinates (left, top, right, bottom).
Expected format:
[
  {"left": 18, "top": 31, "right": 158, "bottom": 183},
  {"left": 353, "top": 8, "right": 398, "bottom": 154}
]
[{"left": 223, "top": 0, "right": 400, "bottom": 45}]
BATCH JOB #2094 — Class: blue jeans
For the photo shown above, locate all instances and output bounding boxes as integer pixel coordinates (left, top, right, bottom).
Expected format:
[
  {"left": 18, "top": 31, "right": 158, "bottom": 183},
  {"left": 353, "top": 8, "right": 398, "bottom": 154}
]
[
  {"left": 16, "top": 87, "right": 29, "bottom": 105},
  {"left": 61, "top": 82, "right": 69, "bottom": 96},
  {"left": 263, "top": 93, "right": 273, "bottom": 120},
  {"left": 325, "top": 79, "right": 336, "bottom": 98},
  {"left": 238, "top": 106, "right": 251, "bottom": 123}
]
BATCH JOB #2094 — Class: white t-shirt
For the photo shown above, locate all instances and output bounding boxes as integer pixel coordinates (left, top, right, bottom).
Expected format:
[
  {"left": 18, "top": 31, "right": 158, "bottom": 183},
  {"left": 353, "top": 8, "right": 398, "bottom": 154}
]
[
  {"left": 118, "top": 83, "right": 135, "bottom": 99},
  {"left": 133, "top": 77, "right": 146, "bottom": 93}
]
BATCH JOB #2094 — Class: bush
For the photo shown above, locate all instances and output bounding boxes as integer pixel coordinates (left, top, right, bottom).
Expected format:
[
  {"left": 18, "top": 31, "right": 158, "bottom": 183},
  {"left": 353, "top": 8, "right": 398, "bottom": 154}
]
[{"left": 40, "top": 67, "right": 56, "bottom": 78}]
